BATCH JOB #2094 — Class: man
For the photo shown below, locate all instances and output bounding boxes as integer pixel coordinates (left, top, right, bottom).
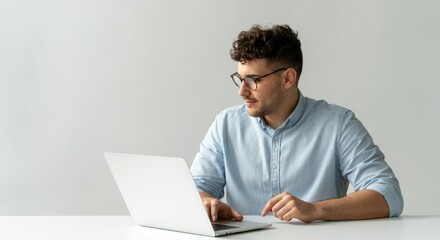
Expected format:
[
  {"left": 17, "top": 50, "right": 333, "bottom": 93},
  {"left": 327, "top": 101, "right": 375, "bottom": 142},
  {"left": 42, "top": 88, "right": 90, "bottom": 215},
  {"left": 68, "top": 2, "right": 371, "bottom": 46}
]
[{"left": 190, "top": 24, "right": 403, "bottom": 223}]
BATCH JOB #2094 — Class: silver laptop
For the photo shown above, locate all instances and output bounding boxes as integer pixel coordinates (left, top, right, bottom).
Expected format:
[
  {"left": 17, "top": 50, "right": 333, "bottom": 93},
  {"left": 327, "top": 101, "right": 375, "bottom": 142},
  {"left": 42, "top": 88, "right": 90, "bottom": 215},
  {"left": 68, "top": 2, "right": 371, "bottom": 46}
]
[{"left": 104, "top": 152, "right": 271, "bottom": 237}]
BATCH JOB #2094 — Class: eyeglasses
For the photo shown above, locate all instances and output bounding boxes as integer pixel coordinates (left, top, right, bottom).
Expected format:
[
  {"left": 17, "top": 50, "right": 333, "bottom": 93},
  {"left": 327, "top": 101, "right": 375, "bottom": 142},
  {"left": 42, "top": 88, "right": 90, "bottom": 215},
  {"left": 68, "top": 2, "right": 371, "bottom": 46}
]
[{"left": 230, "top": 68, "right": 287, "bottom": 91}]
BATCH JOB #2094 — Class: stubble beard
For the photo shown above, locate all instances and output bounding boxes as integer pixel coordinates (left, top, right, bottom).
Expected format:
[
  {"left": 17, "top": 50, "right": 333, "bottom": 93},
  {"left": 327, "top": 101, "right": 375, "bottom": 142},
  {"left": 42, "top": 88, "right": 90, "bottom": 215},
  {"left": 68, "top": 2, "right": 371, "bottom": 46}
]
[{"left": 246, "top": 85, "right": 285, "bottom": 118}]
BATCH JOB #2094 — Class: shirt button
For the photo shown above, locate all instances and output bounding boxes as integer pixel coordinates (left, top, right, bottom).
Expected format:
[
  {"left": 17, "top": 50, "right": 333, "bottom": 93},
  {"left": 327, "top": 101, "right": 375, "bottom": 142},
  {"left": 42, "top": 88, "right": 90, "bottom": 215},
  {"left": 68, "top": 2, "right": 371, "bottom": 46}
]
[
  {"left": 273, "top": 137, "right": 278, "bottom": 141},
  {"left": 272, "top": 164, "right": 277, "bottom": 170}
]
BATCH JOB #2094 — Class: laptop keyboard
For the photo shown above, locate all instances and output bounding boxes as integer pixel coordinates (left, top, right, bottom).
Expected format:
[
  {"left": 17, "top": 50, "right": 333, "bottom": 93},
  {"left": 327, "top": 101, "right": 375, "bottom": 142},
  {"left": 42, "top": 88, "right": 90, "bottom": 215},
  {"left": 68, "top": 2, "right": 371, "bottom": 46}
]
[{"left": 212, "top": 223, "right": 240, "bottom": 231}]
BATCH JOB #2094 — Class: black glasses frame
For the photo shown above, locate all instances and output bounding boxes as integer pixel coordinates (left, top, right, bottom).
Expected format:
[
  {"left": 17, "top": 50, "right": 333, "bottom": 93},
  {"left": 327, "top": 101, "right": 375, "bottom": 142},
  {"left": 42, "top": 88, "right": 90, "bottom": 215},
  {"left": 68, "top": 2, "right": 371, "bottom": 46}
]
[{"left": 230, "top": 68, "right": 288, "bottom": 91}]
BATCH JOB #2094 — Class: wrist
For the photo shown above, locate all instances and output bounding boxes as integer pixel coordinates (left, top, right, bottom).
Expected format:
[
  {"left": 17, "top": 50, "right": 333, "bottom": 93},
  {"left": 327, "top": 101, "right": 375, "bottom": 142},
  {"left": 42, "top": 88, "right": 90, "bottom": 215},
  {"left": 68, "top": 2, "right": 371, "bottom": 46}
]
[
  {"left": 313, "top": 201, "right": 327, "bottom": 221},
  {"left": 199, "top": 191, "right": 215, "bottom": 200}
]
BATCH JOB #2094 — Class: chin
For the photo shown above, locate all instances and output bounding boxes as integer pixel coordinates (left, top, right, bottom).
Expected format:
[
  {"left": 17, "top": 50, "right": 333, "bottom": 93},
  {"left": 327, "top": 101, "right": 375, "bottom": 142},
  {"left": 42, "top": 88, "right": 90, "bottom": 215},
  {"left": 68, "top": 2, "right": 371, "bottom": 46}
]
[{"left": 246, "top": 109, "right": 261, "bottom": 118}]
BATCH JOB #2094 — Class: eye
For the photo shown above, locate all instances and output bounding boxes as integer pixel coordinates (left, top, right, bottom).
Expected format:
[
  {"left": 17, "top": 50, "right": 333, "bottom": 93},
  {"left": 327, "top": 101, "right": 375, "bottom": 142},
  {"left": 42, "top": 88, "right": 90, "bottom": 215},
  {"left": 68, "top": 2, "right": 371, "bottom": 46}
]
[
  {"left": 246, "top": 75, "right": 259, "bottom": 80},
  {"left": 245, "top": 76, "right": 257, "bottom": 82}
]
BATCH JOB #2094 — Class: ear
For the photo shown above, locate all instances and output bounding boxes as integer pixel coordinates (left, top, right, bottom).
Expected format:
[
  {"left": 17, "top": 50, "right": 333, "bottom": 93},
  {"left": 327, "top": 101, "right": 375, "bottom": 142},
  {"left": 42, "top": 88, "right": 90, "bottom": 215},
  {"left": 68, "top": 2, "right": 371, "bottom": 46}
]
[{"left": 283, "top": 68, "right": 297, "bottom": 89}]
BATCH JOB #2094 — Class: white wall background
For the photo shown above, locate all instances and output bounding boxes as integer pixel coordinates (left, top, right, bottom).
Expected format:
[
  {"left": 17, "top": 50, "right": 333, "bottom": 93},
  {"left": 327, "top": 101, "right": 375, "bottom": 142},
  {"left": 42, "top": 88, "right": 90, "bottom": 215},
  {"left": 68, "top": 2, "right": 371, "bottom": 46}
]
[{"left": 0, "top": 0, "right": 439, "bottom": 215}]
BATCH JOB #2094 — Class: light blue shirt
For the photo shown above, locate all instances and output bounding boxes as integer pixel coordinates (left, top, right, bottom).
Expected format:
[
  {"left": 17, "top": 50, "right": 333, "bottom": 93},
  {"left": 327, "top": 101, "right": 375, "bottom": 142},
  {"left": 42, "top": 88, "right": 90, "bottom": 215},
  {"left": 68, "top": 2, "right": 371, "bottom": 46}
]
[{"left": 191, "top": 92, "right": 403, "bottom": 217}]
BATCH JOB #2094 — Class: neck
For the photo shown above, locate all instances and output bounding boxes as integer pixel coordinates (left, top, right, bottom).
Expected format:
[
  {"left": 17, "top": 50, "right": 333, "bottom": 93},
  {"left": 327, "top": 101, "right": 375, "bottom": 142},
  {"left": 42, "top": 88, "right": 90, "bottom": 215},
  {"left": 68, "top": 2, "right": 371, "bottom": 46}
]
[{"left": 264, "top": 90, "right": 300, "bottom": 129}]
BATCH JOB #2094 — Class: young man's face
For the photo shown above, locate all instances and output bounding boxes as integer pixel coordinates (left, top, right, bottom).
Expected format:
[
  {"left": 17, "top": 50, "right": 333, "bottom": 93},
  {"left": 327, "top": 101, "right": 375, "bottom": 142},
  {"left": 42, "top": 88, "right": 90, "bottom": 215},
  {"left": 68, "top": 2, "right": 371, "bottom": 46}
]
[{"left": 236, "top": 58, "right": 287, "bottom": 119}]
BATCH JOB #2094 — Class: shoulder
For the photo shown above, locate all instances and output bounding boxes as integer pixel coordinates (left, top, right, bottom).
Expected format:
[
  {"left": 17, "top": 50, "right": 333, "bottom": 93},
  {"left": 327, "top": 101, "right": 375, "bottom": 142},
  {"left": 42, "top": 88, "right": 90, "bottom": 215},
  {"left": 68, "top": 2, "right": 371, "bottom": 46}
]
[
  {"left": 215, "top": 104, "right": 249, "bottom": 122},
  {"left": 208, "top": 104, "right": 253, "bottom": 137},
  {"left": 300, "top": 96, "right": 358, "bottom": 130},
  {"left": 304, "top": 96, "right": 353, "bottom": 118}
]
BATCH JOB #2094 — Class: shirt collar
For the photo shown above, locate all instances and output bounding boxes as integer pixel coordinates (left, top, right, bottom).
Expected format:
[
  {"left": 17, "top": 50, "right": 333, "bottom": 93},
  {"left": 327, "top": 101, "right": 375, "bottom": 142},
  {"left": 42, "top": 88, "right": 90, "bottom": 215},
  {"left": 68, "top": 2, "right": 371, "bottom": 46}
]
[{"left": 284, "top": 90, "right": 306, "bottom": 129}]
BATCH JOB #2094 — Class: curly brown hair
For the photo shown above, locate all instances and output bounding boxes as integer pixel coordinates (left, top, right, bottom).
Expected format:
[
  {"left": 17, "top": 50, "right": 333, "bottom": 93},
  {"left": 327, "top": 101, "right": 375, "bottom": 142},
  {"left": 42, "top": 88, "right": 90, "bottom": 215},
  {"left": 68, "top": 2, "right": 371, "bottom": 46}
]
[{"left": 230, "top": 24, "right": 303, "bottom": 80}]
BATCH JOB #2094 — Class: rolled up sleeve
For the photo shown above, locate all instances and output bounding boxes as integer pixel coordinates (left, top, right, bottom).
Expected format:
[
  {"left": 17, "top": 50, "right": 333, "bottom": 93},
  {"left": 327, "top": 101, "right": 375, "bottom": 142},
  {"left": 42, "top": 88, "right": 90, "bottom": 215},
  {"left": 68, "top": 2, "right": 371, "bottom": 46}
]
[
  {"left": 190, "top": 115, "right": 226, "bottom": 199},
  {"left": 338, "top": 110, "right": 404, "bottom": 217}
]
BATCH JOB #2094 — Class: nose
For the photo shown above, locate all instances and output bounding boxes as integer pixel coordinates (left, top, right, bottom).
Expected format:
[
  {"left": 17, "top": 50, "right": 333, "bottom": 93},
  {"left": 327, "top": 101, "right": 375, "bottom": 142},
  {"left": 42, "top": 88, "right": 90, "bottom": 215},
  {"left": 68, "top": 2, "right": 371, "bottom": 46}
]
[{"left": 238, "top": 81, "right": 250, "bottom": 97}]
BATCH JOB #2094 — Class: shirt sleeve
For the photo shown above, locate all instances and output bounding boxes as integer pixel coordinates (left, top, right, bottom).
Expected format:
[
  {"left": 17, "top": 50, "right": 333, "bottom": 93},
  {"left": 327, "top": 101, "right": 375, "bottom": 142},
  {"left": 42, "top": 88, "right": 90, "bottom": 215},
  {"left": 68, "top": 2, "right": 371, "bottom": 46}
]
[
  {"left": 190, "top": 114, "right": 226, "bottom": 199},
  {"left": 337, "top": 110, "right": 404, "bottom": 217}
]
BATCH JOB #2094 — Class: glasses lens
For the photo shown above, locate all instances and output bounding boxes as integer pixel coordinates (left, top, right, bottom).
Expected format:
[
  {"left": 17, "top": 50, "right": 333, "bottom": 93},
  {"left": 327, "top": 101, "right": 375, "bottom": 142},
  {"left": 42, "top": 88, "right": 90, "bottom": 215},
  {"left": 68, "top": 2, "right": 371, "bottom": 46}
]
[
  {"left": 232, "top": 74, "right": 242, "bottom": 87},
  {"left": 231, "top": 74, "right": 256, "bottom": 90},
  {"left": 244, "top": 77, "right": 256, "bottom": 90}
]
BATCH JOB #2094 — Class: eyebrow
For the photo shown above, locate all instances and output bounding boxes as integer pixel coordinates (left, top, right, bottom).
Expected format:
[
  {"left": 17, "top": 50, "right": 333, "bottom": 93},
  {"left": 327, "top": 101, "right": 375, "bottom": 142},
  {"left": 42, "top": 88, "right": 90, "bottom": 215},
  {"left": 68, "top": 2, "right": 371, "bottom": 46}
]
[{"left": 237, "top": 72, "right": 262, "bottom": 78}]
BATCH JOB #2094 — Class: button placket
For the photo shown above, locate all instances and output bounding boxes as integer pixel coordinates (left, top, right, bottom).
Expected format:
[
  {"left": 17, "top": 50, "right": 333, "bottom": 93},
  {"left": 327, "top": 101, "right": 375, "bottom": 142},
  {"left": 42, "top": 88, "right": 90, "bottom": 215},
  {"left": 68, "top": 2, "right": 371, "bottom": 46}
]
[{"left": 270, "top": 132, "right": 281, "bottom": 198}]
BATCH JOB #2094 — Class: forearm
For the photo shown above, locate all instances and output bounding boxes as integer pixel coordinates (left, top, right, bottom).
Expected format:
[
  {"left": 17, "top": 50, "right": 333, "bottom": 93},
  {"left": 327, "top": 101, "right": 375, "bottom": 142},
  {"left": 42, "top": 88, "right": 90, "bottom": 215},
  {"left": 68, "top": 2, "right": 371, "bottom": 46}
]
[{"left": 314, "top": 189, "right": 389, "bottom": 221}]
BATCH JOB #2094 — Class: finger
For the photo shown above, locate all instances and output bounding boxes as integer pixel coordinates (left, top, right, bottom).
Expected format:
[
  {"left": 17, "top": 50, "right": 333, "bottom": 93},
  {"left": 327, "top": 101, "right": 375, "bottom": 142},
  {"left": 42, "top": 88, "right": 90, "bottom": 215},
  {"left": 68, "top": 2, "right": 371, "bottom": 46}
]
[
  {"left": 261, "top": 203, "right": 272, "bottom": 216},
  {"left": 271, "top": 196, "right": 295, "bottom": 220},
  {"left": 277, "top": 206, "right": 298, "bottom": 222},
  {"left": 230, "top": 209, "right": 244, "bottom": 221},
  {"left": 276, "top": 204, "right": 294, "bottom": 221},
  {"left": 211, "top": 200, "right": 219, "bottom": 222},
  {"left": 282, "top": 209, "right": 295, "bottom": 222},
  {"left": 261, "top": 195, "right": 282, "bottom": 216},
  {"left": 203, "top": 201, "right": 212, "bottom": 221},
  {"left": 261, "top": 201, "right": 276, "bottom": 216}
]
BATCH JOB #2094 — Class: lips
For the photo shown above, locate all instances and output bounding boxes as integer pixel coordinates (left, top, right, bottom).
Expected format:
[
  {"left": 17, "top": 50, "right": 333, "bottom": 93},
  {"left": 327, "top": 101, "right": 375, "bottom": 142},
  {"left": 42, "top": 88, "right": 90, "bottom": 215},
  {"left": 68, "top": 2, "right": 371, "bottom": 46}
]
[{"left": 244, "top": 98, "right": 257, "bottom": 107}]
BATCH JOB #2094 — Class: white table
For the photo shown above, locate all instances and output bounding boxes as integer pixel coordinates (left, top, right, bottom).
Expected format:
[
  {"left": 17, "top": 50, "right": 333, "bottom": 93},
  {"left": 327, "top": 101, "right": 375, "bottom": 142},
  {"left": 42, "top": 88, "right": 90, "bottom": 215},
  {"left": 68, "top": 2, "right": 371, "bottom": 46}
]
[{"left": 1, "top": 215, "right": 439, "bottom": 240}]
